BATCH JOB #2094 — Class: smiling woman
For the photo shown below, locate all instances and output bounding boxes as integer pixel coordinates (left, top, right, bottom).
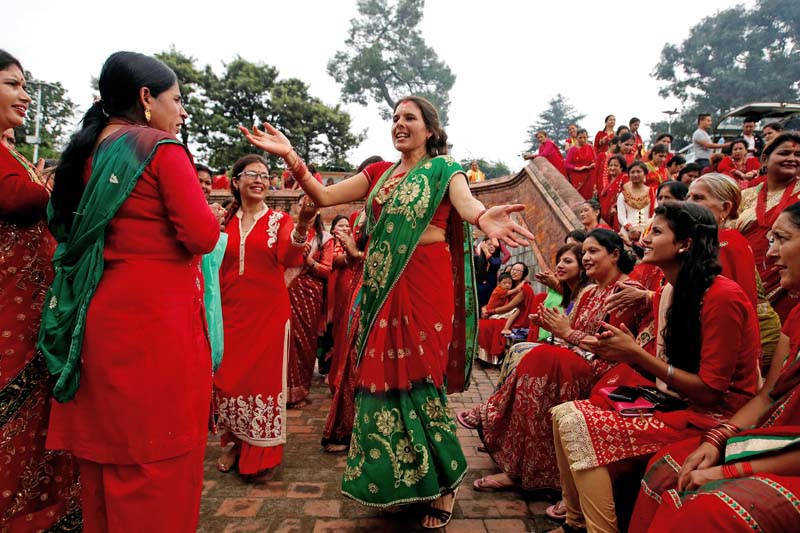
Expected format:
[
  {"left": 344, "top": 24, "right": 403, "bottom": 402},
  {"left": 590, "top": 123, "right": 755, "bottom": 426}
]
[
  {"left": 0, "top": 49, "right": 81, "bottom": 532},
  {"left": 239, "top": 95, "right": 533, "bottom": 528}
]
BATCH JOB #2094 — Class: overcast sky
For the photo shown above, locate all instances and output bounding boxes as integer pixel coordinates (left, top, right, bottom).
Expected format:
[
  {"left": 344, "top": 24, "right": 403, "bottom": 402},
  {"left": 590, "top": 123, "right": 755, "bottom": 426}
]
[{"left": 9, "top": 0, "right": 751, "bottom": 172}]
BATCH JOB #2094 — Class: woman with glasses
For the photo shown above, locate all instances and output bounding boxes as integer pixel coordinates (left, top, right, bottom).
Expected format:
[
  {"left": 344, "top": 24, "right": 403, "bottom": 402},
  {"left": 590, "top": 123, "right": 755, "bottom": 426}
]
[{"left": 213, "top": 154, "right": 318, "bottom": 477}]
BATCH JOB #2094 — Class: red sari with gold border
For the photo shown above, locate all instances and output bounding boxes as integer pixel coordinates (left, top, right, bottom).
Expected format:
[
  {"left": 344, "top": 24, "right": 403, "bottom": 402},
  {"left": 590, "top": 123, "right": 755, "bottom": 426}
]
[{"left": 0, "top": 145, "right": 81, "bottom": 531}]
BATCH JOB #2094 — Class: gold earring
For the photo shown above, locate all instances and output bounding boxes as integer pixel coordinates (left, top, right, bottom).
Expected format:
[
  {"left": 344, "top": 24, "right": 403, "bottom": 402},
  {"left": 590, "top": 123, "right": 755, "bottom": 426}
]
[{"left": 144, "top": 107, "right": 152, "bottom": 123}]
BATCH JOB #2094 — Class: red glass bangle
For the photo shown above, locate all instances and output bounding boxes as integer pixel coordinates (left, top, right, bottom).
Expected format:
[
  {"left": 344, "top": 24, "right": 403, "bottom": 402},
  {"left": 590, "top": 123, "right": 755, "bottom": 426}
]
[
  {"left": 741, "top": 461, "right": 754, "bottom": 477},
  {"left": 474, "top": 208, "right": 488, "bottom": 228}
]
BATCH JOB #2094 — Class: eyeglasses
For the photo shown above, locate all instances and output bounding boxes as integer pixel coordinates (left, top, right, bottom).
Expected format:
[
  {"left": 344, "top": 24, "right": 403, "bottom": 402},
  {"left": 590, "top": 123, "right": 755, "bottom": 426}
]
[{"left": 237, "top": 170, "right": 270, "bottom": 181}]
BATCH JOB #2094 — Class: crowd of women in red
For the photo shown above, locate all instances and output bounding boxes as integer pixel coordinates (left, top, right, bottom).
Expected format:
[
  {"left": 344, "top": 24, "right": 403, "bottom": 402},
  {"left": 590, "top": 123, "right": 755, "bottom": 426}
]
[
  {"left": 3, "top": 43, "right": 800, "bottom": 533},
  {"left": 461, "top": 114, "right": 800, "bottom": 532}
]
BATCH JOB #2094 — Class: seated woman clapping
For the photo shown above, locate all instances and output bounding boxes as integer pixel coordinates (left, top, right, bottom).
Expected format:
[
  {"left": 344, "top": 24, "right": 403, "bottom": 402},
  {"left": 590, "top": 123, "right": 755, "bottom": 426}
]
[
  {"left": 458, "top": 229, "right": 649, "bottom": 493},
  {"left": 548, "top": 201, "right": 761, "bottom": 533},
  {"left": 629, "top": 201, "right": 800, "bottom": 533}
]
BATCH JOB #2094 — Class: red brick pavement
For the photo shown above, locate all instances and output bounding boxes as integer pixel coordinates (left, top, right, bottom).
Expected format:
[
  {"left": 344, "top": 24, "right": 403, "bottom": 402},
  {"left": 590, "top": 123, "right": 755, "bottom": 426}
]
[{"left": 198, "top": 365, "right": 561, "bottom": 532}]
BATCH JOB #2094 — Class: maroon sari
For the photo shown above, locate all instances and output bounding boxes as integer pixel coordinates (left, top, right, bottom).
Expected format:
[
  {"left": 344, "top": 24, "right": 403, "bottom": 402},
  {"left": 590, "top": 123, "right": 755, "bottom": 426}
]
[{"left": 0, "top": 146, "right": 81, "bottom": 530}]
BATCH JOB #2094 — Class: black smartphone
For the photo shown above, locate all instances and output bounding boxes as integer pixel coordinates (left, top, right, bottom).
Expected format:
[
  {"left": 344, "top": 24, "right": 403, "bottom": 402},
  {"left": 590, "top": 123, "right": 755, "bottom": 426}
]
[{"left": 607, "top": 386, "right": 640, "bottom": 402}]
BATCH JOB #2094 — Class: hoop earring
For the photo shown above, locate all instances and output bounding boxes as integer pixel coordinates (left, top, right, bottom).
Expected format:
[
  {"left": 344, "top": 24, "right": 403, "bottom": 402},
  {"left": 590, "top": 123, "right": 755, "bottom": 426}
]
[{"left": 144, "top": 107, "right": 152, "bottom": 123}]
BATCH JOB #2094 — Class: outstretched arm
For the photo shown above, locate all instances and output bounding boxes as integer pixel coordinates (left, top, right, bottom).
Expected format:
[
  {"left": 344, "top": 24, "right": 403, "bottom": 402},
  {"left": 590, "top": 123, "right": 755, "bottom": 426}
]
[
  {"left": 239, "top": 123, "right": 369, "bottom": 207},
  {"left": 448, "top": 173, "right": 533, "bottom": 248}
]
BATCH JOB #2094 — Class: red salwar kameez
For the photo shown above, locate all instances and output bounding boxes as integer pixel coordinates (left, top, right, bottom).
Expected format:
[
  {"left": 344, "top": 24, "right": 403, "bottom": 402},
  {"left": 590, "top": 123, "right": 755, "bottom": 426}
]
[
  {"left": 287, "top": 232, "right": 333, "bottom": 405},
  {"left": 630, "top": 305, "right": 800, "bottom": 533},
  {"left": 738, "top": 179, "right": 800, "bottom": 321},
  {"left": 0, "top": 146, "right": 81, "bottom": 531},
  {"left": 46, "top": 137, "right": 220, "bottom": 533},
  {"left": 566, "top": 144, "right": 598, "bottom": 200},
  {"left": 477, "top": 282, "right": 535, "bottom": 365},
  {"left": 551, "top": 277, "right": 760, "bottom": 532},
  {"left": 215, "top": 206, "right": 304, "bottom": 475},
  {"left": 468, "top": 278, "right": 649, "bottom": 490}
]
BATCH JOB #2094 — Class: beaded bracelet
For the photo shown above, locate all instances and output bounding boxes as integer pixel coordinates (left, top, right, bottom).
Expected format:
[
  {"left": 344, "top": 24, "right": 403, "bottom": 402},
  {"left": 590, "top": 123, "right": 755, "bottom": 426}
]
[{"left": 291, "top": 229, "right": 308, "bottom": 247}]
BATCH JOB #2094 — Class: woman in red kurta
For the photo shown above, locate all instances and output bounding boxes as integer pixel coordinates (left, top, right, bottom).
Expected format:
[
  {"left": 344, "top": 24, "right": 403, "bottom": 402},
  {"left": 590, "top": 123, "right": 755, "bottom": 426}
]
[
  {"left": 461, "top": 229, "right": 650, "bottom": 492},
  {"left": 322, "top": 212, "right": 366, "bottom": 452},
  {"left": 566, "top": 128, "right": 597, "bottom": 200},
  {"left": 737, "top": 132, "right": 800, "bottom": 322},
  {"left": 552, "top": 202, "right": 760, "bottom": 533},
  {"left": 0, "top": 50, "right": 81, "bottom": 531},
  {"left": 594, "top": 114, "right": 616, "bottom": 154},
  {"left": 599, "top": 155, "right": 628, "bottom": 231},
  {"left": 287, "top": 212, "right": 334, "bottom": 406},
  {"left": 214, "top": 154, "right": 312, "bottom": 476},
  {"left": 719, "top": 138, "right": 761, "bottom": 188},
  {"left": 325, "top": 214, "right": 356, "bottom": 393},
  {"left": 45, "top": 52, "right": 221, "bottom": 533}
]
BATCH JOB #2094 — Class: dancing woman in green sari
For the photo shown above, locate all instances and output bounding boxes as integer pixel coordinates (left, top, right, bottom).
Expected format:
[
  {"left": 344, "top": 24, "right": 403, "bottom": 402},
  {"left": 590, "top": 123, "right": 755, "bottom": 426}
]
[{"left": 241, "top": 96, "right": 533, "bottom": 528}]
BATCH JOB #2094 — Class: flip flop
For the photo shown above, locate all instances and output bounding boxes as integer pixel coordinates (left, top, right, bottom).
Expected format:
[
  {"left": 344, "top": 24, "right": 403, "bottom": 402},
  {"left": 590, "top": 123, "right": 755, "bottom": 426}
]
[
  {"left": 473, "top": 475, "right": 514, "bottom": 492},
  {"left": 456, "top": 410, "right": 479, "bottom": 430},
  {"left": 421, "top": 488, "right": 458, "bottom": 529},
  {"left": 545, "top": 500, "right": 567, "bottom": 521}
]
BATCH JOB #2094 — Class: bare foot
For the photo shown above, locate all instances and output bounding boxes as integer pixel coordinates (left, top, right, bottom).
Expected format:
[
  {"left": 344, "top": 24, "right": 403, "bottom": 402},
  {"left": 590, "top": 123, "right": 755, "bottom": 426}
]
[
  {"left": 501, "top": 329, "right": 512, "bottom": 336},
  {"left": 324, "top": 443, "right": 349, "bottom": 453},
  {"left": 216, "top": 444, "right": 240, "bottom": 473}
]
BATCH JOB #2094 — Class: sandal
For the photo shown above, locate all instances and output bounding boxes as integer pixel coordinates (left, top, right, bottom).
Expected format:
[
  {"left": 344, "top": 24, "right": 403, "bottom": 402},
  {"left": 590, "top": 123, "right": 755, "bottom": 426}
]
[
  {"left": 421, "top": 488, "right": 458, "bottom": 529},
  {"left": 456, "top": 409, "right": 479, "bottom": 430},
  {"left": 473, "top": 475, "right": 514, "bottom": 492},
  {"left": 545, "top": 500, "right": 567, "bottom": 521}
]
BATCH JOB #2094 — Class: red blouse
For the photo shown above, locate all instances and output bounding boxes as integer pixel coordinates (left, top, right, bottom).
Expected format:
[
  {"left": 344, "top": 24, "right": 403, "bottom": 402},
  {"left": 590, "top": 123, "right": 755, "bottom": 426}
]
[
  {"left": 0, "top": 145, "right": 50, "bottom": 224},
  {"left": 47, "top": 142, "right": 220, "bottom": 464},
  {"left": 363, "top": 161, "right": 453, "bottom": 230},
  {"left": 717, "top": 228, "right": 758, "bottom": 311}
]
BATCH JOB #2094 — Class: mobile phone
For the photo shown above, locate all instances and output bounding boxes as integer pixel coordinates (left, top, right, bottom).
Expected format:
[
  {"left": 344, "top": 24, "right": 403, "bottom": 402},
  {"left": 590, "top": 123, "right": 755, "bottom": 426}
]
[{"left": 607, "top": 386, "right": 640, "bottom": 402}]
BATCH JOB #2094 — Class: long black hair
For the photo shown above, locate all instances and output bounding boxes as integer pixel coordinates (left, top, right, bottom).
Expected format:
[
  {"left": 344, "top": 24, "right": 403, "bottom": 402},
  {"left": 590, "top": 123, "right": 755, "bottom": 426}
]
[
  {"left": 656, "top": 202, "right": 721, "bottom": 373},
  {"left": 52, "top": 52, "right": 177, "bottom": 233}
]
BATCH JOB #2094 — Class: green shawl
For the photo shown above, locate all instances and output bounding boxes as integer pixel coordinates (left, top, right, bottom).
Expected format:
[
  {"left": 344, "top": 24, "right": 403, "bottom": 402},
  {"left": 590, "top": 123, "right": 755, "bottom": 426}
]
[
  {"left": 38, "top": 127, "right": 182, "bottom": 402},
  {"left": 355, "top": 155, "right": 478, "bottom": 392}
]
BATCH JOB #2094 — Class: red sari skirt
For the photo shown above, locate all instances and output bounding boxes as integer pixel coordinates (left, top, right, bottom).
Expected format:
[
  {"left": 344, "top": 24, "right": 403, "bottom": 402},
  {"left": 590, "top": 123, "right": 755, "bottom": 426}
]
[
  {"left": 322, "top": 260, "right": 363, "bottom": 446},
  {"left": 630, "top": 437, "right": 800, "bottom": 533},
  {"left": 0, "top": 221, "right": 81, "bottom": 531},
  {"left": 341, "top": 242, "right": 467, "bottom": 507},
  {"left": 328, "top": 262, "right": 358, "bottom": 393},
  {"left": 469, "top": 345, "right": 616, "bottom": 490},
  {"left": 287, "top": 272, "right": 325, "bottom": 404}
]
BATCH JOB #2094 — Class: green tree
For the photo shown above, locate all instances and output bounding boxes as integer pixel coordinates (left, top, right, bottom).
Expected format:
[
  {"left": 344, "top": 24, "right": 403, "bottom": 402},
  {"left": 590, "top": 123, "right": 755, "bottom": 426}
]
[
  {"left": 14, "top": 77, "right": 77, "bottom": 162},
  {"left": 459, "top": 158, "right": 510, "bottom": 180},
  {"left": 652, "top": 0, "right": 800, "bottom": 144},
  {"left": 152, "top": 51, "right": 364, "bottom": 171},
  {"left": 328, "top": 0, "right": 456, "bottom": 124},
  {"left": 525, "top": 94, "right": 586, "bottom": 151}
]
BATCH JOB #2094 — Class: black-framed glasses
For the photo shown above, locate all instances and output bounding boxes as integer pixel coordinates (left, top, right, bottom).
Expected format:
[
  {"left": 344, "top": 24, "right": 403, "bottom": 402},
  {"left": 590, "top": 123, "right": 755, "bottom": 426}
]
[{"left": 237, "top": 170, "right": 269, "bottom": 181}]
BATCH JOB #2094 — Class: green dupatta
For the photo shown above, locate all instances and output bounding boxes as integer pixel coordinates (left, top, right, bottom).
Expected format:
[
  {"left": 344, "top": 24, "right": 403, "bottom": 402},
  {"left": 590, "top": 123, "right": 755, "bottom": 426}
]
[
  {"left": 355, "top": 155, "right": 478, "bottom": 392},
  {"left": 38, "top": 127, "right": 182, "bottom": 402}
]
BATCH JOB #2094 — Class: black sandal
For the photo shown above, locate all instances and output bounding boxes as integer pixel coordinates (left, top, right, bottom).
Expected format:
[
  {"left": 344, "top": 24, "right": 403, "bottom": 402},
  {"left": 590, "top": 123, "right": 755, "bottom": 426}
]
[
  {"left": 421, "top": 488, "right": 458, "bottom": 529},
  {"left": 561, "top": 524, "right": 587, "bottom": 533}
]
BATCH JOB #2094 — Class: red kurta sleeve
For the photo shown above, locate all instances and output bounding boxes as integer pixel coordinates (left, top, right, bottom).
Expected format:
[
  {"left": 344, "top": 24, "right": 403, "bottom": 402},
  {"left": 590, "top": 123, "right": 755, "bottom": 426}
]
[
  {"left": 697, "top": 278, "right": 758, "bottom": 393},
  {"left": 0, "top": 147, "right": 49, "bottom": 222},
  {"left": 152, "top": 144, "right": 220, "bottom": 255},
  {"left": 565, "top": 147, "right": 579, "bottom": 170},
  {"left": 312, "top": 237, "right": 334, "bottom": 280},
  {"left": 275, "top": 211, "right": 304, "bottom": 269}
]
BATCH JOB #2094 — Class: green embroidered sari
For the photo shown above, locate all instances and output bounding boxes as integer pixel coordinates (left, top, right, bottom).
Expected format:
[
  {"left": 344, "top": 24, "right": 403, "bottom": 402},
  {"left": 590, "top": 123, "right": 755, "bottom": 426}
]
[
  {"left": 342, "top": 155, "right": 478, "bottom": 507},
  {"left": 38, "top": 127, "right": 182, "bottom": 402}
]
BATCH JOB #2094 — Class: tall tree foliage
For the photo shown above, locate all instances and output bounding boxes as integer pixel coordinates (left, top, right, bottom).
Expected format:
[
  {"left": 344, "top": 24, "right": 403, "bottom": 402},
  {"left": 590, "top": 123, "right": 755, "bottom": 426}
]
[
  {"left": 328, "top": 0, "right": 456, "bottom": 124},
  {"left": 652, "top": 0, "right": 800, "bottom": 143},
  {"left": 14, "top": 76, "right": 76, "bottom": 161},
  {"left": 155, "top": 51, "right": 364, "bottom": 171},
  {"left": 525, "top": 94, "right": 586, "bottom": 151}
]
